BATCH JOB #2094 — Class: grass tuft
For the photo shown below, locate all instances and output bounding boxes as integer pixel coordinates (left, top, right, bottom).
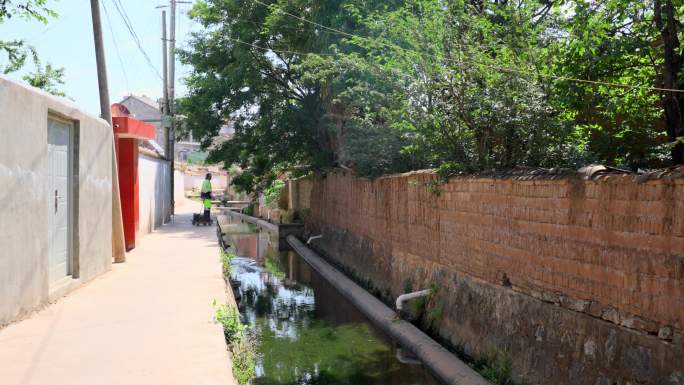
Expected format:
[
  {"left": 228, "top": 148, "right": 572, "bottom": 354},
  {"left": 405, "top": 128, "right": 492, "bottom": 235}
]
[
  {"left": 475, "top": 347, "right": 514, "bottom": 385},
  {"left": 213, "top": 302, "right": 257, "bottom": 385},
  {"left": 220, "top": 249, "right": 236, "bottom": 276}
]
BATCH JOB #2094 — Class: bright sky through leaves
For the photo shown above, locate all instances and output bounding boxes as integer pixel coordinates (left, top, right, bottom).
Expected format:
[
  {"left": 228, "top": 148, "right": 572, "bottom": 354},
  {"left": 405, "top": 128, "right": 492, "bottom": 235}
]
[{"left": 0, "top": 0, "right": 197, "bottom": 114}]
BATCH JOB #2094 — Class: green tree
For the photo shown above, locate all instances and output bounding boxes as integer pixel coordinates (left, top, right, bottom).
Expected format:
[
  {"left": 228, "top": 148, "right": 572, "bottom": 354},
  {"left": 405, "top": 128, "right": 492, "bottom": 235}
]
[
  {"left": 180, "top": 0, "right": 684, "bottom": 194},
  {"left": 305, "top": 0, "right": 586, "bottom": 173},
  {"left": 549, "top": 0, "right": 678, "bottom": 168},
  {"left": 22, "top": 53, "right": 66, "bottom": 97},
  {"left": 179, "top": 0, "right": 404, "bottom": 192},
  {"left": 0, "top": 0, "right": 56, "bottom": 73}
]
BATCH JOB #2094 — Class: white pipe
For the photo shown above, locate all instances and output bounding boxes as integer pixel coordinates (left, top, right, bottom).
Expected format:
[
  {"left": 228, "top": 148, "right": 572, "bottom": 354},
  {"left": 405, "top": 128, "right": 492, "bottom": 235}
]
[
  {"left": 306, "top": 234, "right": 322, "bottom": 245},
  {"left": 396, "top": 289, "right": 431, "bottom": 311}
]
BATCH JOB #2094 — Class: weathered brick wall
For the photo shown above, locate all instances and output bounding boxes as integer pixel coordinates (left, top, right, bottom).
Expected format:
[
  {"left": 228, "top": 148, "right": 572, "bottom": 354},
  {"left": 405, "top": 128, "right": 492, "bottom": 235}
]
[{"left": 302, "top": 169, "right": 684, "bottom": 384}]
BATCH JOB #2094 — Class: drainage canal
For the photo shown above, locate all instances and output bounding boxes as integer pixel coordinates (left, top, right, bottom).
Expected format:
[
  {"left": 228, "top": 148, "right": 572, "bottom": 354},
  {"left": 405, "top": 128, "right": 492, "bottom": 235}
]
[{"left": 218, "top": 213, "right": 440, "bottom": 385}]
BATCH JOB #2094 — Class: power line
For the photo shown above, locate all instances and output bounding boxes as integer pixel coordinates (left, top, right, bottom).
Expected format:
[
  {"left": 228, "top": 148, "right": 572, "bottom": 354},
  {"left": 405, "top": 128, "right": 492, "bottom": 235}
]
[
  {"left": 110, "top": 0, "right": 163, "bottom": 80},
  {"left": 223, "top": 36, "right": 429, "bottom": 87},
  {"left": 251, "top": 0, "right": 684, "bottom": 94},
  {"left": 155, "top": 1, "right": 192, "bottom": 90},
  {"left": 224, "top": 36, "right": 335, "bottom": 57},
  {"left": 102, "top": 0, "right": 130, "bottom": 93}
]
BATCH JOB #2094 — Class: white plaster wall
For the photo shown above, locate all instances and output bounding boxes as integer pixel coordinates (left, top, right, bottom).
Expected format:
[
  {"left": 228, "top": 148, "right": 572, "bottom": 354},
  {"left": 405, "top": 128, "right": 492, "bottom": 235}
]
[
  {"left": 138, "top": 155, "right": 171, "bottom": 237},
  {"left": 174, "top": 170, "right": 185, "bottom": 205},
  {"left": 0, "top": 77, "right": 112, "bottom": 326},
  {"left": 184, "top": 174, "right": 228, "bottom": 192}
]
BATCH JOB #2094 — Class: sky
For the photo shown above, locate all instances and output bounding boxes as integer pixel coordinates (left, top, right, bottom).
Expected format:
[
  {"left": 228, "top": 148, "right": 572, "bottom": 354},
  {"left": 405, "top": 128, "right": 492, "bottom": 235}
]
[{"left": 0, "top": 0, "right": 199, "bottom": 115}]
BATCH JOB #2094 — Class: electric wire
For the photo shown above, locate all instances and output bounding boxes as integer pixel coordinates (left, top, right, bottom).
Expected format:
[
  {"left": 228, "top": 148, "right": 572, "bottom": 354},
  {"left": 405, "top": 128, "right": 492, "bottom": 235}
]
[
  {"left": 250, "top": 0, "right": 684, "bottom": 94},
  {"left": 103, "top": 0, "right": 130, "bottom": 93},
  {"left": 111, "top": 0, "right": 163, "bottom": 80},
  {"left": 224, "top": 36, "right": 335, "bottom": 58},
  {"left": 223, "top": 36, "right": 431, "bottom": 87}
]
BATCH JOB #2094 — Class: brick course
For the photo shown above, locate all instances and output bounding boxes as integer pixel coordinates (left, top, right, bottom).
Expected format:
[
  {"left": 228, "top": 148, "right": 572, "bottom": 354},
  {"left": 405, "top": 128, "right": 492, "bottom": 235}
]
[
  {"left": 300, "top": 169, "right": 684, "bottom": 384},
  {"left": 307, "top": 170, "right": 684, "bottom": 333}
]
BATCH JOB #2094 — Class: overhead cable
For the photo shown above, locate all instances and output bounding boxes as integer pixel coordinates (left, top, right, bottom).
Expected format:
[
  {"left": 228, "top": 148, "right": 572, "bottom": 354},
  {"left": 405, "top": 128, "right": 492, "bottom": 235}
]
[
  {"left": 250, "top": 0, "right": 684, "bottom": 94},
  {"left": 103, "top": 0, "right": 130, "bottom": 92},
  {"left": 111, "top": 0, "right": 163, "bottom": 80}
]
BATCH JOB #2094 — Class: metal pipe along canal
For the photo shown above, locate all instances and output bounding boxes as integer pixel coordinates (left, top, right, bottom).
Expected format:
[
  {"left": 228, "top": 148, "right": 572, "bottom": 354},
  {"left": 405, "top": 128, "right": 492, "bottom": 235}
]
[{"left": 219, "top": 212, "right": 489, "bottom": 385}]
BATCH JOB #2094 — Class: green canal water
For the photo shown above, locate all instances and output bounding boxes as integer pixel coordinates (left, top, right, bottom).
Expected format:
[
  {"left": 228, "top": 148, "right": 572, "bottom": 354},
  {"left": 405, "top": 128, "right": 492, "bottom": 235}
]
[{"left": 219, "top": 214, "right": 439, "bottom": 385}]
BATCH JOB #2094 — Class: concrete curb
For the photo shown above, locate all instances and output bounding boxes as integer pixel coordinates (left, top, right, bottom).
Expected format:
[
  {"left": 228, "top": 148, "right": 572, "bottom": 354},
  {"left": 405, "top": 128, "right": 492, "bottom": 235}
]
[
  {"left": 287, "top": 235, "right": 490, "bottom": 385},
  {"left": 217, "top": 208, "right": 278, "bottom": 232}
]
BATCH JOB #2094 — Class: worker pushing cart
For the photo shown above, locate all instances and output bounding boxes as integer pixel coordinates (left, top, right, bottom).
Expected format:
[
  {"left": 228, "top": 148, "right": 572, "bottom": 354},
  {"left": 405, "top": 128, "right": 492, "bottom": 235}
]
[
  {"left": 193, "top": 173, "right": 213, "bottom": 226},
  {"left": 201, "top": 173, "right": 212, "bottom": 220}
]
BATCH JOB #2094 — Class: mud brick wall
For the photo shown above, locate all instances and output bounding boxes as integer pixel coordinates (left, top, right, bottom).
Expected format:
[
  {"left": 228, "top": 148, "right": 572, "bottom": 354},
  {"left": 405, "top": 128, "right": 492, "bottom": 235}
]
[{"left": 302, "top": 170, "right": 684, "bottom": 385}]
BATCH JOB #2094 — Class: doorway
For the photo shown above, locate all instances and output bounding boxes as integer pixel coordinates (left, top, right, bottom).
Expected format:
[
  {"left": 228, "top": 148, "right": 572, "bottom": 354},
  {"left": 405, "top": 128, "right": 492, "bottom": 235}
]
[{"left": 47, "top": 116, "right": 73, "bottom": 285}]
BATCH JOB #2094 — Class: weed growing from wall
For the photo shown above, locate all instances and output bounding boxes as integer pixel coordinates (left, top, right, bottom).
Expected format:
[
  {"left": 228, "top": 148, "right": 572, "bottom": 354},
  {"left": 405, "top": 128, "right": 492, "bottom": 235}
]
[
  {"left": 231, "top": 333, "right": 257, "bottom": 385},
  {"left": 264, "top": 256, "right": 285, "bottom": 280},
  {"left": 408, "top": 178, "right": 447, "bottom": 196},
  {"left": 242, "top": 204, "right": 255, "bottom": 216},
  {"left": 215, "top": 302, "right": 245, "bottom": 340},
  {"left": 401, "top": 283, "right": 445, "bottom": 331},
  {"left": 220, "top": 250, "right": 236, "bottom": 276},
  {"left": 425, "top": 284, "right": 444, "bottom": 332},
  {"left": 213, "top": 302, "right": 257, "bottom": 385},
  {"left": 475, "top": 347, "right": 515, "bottom": 385},
  {"left": 264, "top": 180, "right": 285, "bottom": 207}
]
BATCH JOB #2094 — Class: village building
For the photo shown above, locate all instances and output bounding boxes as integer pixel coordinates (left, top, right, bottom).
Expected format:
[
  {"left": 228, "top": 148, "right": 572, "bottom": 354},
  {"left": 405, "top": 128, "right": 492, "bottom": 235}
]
[{"left": 0, "top": 77, "right": 114, "bottom": 325}]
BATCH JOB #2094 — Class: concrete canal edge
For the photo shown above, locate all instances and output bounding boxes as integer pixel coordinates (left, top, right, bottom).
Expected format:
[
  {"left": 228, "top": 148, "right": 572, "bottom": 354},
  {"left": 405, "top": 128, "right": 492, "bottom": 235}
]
[
  {"left": 218, "top": 208, "right": 279, "bottom": 232},
  {"left": 287, "top": 235, "right": 490, "bottom": 385},
  {"left": 218, "top": 208, "right": 304, "bottom": 250}
]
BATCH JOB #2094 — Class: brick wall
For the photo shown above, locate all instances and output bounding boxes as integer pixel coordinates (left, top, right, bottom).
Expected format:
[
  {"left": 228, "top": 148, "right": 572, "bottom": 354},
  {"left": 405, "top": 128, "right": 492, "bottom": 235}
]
[{"left": 302, "top": 169, "right": 684, "bottom": 384}]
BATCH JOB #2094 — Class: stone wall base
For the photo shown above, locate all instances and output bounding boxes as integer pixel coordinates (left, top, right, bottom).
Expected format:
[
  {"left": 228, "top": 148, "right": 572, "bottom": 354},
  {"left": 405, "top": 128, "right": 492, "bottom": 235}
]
[{"left": 307, "top": 222, "right": 684, "bottom": 385}]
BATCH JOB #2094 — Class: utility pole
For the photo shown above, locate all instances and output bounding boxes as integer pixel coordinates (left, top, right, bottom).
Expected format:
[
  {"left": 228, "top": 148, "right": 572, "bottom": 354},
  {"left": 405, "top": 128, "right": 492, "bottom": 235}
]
[
  {"left": 90, "top": 0, "right": 126, "bottom": 262},
  {"left": 162, "top": 10, "right": 169, "bottom": 115},
  {"left": 158, "top": 0, "right": 188, "bottom": 216},
  {"left": 161, "top": 10, "right": 170, "bottom": 151},
  {"left": 169, "top": 0, "right": 176, "bottom": 116},
  {"left": 169, "top": 0, "right": 176, "bottom": 215},
  {"left": 90, "top": 0, "right": 111, "bottom": 124}
]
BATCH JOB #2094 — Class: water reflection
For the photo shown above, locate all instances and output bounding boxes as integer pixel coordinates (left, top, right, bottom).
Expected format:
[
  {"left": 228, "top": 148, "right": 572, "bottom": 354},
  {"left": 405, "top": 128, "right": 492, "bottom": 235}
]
[{"left": 219, "top": 214, "right": 439, "bottom": 385}]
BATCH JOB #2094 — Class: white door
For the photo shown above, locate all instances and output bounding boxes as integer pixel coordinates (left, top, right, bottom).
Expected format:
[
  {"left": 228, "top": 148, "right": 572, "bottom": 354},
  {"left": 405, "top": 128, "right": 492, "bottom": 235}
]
[{"left": 48, "top": 117, "right": 72, "bottom": 285}]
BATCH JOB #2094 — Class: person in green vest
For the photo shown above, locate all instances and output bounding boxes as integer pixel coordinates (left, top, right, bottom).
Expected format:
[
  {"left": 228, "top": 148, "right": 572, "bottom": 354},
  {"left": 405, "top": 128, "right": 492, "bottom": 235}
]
[
  {"left": 201, "top": 173, "right": 212, "bottom": 221},
  {"left": 202, "top": 197, "right": 213, "bottom": 221}
]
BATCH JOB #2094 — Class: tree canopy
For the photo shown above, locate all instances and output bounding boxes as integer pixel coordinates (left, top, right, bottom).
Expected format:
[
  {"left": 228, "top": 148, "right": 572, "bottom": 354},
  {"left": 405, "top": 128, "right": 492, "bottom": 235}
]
[
  {"left": 180, "top": 0, "right": 684, "bottom": 193},
  {"left": 1, "top": 0, "right": 55, "bottom": 73},
  {"left": 1, "top": 0, "right": 66, "bottom": 97}
]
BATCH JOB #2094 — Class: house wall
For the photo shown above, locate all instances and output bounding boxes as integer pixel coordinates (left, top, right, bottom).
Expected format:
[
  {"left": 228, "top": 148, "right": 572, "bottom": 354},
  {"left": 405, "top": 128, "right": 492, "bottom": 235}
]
[
  {"left": 300, "top": 169, "right": 684, "bottom": 385},
  {"left": 0, "top": 77, "right": 113, "bottom": 326},
  {"left": 138, "top": 154, "right": 171, "bottom": 236},
  {"left": 174, "top": 170, "right": 185, "bottom": 205},
  {"left": 184, "top": 173, "right": 228, "bottom": 192},
  {"left": 119, "top": 96, "right": 167, "bottom": 156}
]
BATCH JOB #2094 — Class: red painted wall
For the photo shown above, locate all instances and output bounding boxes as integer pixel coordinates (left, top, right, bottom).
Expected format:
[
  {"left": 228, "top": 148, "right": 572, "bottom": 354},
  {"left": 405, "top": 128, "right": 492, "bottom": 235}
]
[{"left": 116, "top": 138, "right": 139, "bottom": 251}]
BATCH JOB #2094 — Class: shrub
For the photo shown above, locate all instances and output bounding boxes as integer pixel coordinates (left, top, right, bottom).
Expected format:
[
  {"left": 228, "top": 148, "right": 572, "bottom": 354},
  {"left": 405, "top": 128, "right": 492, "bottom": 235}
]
[
  {"left": 214, "top": 303, "right": 245, "bottom": 341},
  {"left": 264, "top": 180, "right": 285, "bottom": 207},
  {"left": 242, "top": 204, "right": 255, "bottom": 217},
  {"left": 232, "top": 333, "right": 257, "bottom": 385},
  {"left": 213, "top": 303, "right": 258, "bottom": 385},
  {"left": 220, "top": 250, "right": 236, "bottom": 276}
]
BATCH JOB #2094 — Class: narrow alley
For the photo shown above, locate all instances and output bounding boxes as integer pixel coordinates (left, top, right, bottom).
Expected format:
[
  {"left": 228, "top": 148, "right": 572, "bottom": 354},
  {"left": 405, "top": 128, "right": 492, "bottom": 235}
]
[
  {"left": 2, "top": 1, "right": 684, "bottom": 384},
  {"left": 0, "top": 201, "right": 235, "bottom": 385}
]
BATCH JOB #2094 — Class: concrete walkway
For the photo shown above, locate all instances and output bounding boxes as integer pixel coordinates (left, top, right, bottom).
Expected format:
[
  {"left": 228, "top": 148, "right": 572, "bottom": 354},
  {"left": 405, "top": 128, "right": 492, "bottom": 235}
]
[{"left": 0, "top": 202, "right": 236, "bottom": 385}]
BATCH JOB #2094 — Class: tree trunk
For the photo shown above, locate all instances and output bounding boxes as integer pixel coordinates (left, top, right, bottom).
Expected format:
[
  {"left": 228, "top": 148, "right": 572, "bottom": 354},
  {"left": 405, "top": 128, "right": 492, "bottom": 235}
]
[{"left": 655, "top": 0, "right": 684, "bottom": 164}]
